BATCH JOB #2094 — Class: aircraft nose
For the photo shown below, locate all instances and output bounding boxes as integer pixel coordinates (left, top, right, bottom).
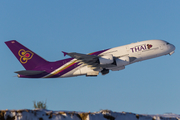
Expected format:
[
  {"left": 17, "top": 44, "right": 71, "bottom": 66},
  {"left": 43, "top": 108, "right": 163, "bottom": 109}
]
[
  {"left": 169, "top": 44, "right": 175, "bottom": 55},
  {"left": 170, "top": 44, "right": 176, "bottom": 51}
]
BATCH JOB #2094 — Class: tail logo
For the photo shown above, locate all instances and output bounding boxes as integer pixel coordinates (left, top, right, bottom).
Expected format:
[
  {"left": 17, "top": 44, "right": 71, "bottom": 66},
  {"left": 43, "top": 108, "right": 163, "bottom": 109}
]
[{"left": 18, "top": 49, "right": 34, "bottom": 64}]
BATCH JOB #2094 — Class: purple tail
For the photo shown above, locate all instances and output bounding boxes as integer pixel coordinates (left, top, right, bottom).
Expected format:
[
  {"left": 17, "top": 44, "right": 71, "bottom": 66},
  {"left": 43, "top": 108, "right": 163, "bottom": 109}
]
[{"left": 5, "top": 40, "right": 48, "bottom": 70}]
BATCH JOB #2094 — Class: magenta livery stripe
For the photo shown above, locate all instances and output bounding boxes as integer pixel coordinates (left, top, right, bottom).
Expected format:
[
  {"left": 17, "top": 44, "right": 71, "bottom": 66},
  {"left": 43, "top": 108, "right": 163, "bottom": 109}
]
[
  {"left": 44, "top": 49, "right": 109, "bottom": 78},
  {"left": 44, "top": 60, "right": 77, "bottom": 78}
]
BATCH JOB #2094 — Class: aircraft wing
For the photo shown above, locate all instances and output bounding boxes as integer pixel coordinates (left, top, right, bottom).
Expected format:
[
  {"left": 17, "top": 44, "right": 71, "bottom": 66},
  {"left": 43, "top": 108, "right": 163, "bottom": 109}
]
[
  {"left": 66, "top": 52, "right": 98, "bottom": 60},
  {"left": 63, "top": 52, "right": 116, "bottom": 70}
]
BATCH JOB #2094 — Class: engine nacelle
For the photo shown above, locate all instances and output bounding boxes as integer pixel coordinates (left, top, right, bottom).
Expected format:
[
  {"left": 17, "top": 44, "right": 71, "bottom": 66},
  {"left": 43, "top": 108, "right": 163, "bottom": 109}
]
[
  {"left": 115, "top": 56, "right": 130, "bottom": 67},
  {"left": 98, "top": 54, "right": 114, "bottom": 65},
  {"left": 111, "top": 66, "right": 125, "bottom": 71}
]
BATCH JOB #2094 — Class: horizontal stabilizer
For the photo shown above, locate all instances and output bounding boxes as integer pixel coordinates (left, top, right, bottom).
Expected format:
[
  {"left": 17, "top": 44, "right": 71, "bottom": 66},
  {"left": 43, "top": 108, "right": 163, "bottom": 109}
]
[{"left": 15, "top": 70, "right": 45, "bottom": 76}]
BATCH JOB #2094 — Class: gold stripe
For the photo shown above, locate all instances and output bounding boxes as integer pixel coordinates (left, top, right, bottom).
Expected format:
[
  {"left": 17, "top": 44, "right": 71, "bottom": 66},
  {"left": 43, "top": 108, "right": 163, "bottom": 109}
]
[{"left": 44, "top": 60, "right": 77, "bottom": 78}]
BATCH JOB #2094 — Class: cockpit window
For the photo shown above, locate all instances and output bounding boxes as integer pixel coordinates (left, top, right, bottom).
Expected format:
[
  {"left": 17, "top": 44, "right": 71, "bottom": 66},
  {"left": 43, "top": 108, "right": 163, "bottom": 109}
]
[
  {"left": 166, "top": 42, "right": 170, "bottom": 45},
  {"left": 162, "top": 40, "right": 171, "bottom": 45}
]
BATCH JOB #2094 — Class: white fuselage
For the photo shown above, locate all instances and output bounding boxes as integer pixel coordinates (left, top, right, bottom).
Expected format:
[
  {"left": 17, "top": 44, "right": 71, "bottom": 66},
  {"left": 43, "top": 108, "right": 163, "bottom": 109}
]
[
  {"left": 6, "top": 39, "right": 175, "bottom": 78},
  {"left": 61, "top": 40, "right": 175, "bottom": 77}
]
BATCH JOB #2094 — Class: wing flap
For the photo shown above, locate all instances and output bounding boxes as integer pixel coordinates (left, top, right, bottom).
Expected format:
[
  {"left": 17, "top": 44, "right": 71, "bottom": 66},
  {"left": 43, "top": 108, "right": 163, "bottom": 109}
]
[
  {"left": 67, "top": 52, "right": 98, "bottom": 60},
  {"left": 65, "top": 52, "right": 100, "bottom": 70},
  {"left": 65, "top": 52, "right": 118, "bottom": 70}
]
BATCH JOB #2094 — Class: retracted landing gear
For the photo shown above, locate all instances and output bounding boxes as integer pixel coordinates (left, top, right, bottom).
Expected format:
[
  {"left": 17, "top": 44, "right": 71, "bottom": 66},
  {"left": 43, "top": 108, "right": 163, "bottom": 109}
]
[{"left": 101, "top": 69, "right": 109, "bottom": 75}]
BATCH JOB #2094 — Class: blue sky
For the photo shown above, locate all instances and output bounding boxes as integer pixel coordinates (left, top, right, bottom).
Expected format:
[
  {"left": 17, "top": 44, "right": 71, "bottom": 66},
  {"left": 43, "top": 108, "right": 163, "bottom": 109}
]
[{"left": 0, "top": 1, "right": 179, "bottom": 114}]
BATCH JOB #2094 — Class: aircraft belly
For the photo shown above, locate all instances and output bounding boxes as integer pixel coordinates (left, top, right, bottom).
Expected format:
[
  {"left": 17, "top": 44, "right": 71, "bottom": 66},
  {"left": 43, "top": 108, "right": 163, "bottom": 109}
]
[
  {"left": 73, "top": 69, "right": 81, "bottom": 75},
  {"left": 60, "top": 65, "right": 87, "bottom": 77},
  {"left": 137, "top": 45, "right": 171, "bottom": 61},
  {"left": 79, "top": 66, "right": 94, "bottom": 74}
]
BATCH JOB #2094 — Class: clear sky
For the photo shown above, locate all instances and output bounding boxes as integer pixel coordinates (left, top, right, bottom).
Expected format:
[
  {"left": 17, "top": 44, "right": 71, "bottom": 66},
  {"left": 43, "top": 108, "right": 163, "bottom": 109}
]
[{"left": 0, "top": 1, "right": 179, "bottom": 114}]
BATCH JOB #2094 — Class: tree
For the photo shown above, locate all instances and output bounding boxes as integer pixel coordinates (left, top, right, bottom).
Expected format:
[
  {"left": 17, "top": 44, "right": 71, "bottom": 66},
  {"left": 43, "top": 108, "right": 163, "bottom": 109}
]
[{"left": 33, "top": 100, "right": 47, "bottom": 109}]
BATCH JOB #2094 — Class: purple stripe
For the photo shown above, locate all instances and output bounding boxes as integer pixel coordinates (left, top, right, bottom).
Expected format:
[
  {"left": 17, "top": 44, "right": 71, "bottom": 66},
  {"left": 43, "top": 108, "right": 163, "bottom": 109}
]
[
  {"left": 40, "top": 58, "right": 73, "bottom": 73},
  {"left": 50, "top": 49, "right": 110, "bottom": 78},
  {"left": 18, "top": 58, "right": 74, "bottom": 78},
  {"left": 52, "top": 49, "right": 110, "bottom": 77},
  {"left": 50, "top": 62, "right": 80, "bottom": 78},
  {"left": 19, "top": 49, "right": 109, "bottom": 78}
]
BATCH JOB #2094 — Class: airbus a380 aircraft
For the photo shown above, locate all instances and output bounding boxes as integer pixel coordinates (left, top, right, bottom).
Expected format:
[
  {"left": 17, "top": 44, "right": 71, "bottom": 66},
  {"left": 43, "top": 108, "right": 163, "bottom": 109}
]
[{"left": 5, "top": 40, "right": 175, "bottom": 78}]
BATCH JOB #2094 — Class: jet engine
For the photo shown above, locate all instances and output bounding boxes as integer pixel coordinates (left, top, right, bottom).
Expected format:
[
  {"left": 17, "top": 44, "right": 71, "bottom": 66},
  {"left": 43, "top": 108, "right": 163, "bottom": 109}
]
[
  {"left": 107, "top": 56, "right": 130, "bottom": 71},
  {"left": 98, "top": 54, "right": 114, "bottom": 65},
  {"left": 115, "top": 56, "right": 130, "bottom": 67}
]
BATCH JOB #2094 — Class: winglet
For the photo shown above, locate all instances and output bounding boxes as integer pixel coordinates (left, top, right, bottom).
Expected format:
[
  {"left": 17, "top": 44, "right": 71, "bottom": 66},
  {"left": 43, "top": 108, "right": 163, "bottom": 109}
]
[{"left": 62, "top": 51, "right": 68, "bottom": 56}]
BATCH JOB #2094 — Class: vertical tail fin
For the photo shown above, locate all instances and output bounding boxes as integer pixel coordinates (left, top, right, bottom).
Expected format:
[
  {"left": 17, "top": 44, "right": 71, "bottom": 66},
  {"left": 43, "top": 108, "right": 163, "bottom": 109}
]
[{"left": 5, "top": 40, "right": 48, "bottom": 70}]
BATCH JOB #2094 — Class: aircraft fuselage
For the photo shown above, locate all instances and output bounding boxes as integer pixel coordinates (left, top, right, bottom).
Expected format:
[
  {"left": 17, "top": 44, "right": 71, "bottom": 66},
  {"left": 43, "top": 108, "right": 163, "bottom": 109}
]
[{"left": 5, "top": 39, "right": 175, "bottom": 78}]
